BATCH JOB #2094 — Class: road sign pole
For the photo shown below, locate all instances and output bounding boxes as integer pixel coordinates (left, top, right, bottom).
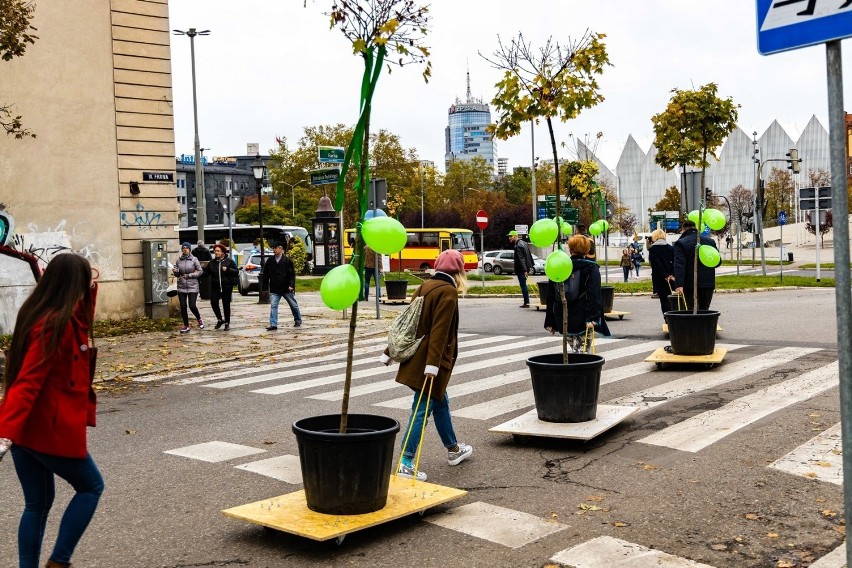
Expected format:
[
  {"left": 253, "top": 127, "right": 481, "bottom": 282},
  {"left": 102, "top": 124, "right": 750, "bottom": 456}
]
[
  {"left": 481, "top": 231, "right": 485, "bottom": 289},
  {"left": 823, "top": 42, "right": 852, "bottom": 568},
  {"left": 779, "top": 221, "right": 783, "bottom": 283}
]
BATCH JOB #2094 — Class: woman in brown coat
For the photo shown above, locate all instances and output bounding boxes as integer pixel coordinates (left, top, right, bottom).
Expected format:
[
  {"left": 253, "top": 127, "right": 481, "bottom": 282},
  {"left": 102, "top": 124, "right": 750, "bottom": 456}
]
[{"left": 380, "top": 249, "right": 473, "bottom": 481}]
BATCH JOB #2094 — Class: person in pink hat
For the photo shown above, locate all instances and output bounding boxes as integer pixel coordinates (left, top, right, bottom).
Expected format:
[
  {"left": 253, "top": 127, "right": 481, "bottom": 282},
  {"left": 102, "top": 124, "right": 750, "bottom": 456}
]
[{"left": 380, "top": 249, "right": 473, "bottom": 481}]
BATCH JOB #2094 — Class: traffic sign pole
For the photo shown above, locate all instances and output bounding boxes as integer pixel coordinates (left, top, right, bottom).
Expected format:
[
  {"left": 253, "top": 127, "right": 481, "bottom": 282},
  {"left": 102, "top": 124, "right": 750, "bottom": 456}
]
[{"left": 476, "top": 210, "right": 488, "bottom": 288}]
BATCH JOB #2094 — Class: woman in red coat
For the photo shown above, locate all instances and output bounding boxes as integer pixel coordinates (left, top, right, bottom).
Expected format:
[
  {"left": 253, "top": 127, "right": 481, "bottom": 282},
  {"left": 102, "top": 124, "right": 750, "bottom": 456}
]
[{"left": 0, "top": 253, "right": 104, "bottom": 568}]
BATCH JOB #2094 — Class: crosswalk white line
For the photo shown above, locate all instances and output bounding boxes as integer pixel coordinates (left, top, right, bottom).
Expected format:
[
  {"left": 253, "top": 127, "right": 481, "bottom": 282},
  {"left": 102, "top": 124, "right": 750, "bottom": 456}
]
[
  {"left": 605, "top": 347, "right": 821, "bottom": 412},
  {"left": 769, "top": 422, "right": 843, "bottom": 485},
  {"left": 809, "top": 543, "right": 847, "bottom": 567},
  {"left": 201, "top": 335, "right": 530, "bottom": 390},
  {"left": 250, "top": 335, "right": 603, "bottom": 396},
  {"left": 639, "top": 361, "right": 838, "bottom": 452},
  {"left": 450, "top": 340, "right": 672, "bottom": 420},
  {"left": 551, "top": 536, "right": 715, "bottom": 567}
]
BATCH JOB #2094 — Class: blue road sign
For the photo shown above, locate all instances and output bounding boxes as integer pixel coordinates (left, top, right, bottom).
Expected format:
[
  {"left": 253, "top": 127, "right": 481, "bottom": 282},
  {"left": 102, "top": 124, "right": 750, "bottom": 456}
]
[
  {"left": 757, "top": 0, "right": 852, "bottom": 55},
  {"left": 779, "top": 210, "right": 787, "bottom": 225}
]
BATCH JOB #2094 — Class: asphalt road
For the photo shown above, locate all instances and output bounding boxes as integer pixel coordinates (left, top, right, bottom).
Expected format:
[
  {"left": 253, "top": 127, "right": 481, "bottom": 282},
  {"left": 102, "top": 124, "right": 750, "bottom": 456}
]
[{"left": 0, "top": 288, "right": 846, "bottom": 568}]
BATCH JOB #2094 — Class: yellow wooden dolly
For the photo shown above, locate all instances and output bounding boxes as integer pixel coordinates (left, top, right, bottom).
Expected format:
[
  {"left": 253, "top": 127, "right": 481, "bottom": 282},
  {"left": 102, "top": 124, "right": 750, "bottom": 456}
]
[{"left": 644, "top": 347, "right": 727, "bottom": 370}]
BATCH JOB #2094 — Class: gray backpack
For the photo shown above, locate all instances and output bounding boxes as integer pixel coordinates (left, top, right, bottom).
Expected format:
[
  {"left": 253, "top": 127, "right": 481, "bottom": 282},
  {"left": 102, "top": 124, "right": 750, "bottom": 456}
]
[{"left": 387, "top": 296, "right": 425, "bottom": 363}]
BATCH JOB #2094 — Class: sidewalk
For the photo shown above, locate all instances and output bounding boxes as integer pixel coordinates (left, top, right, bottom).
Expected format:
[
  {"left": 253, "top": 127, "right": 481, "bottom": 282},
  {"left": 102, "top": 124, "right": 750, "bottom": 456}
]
[{"left": 94, "top": 295, "right": 399, "bottom": 385}]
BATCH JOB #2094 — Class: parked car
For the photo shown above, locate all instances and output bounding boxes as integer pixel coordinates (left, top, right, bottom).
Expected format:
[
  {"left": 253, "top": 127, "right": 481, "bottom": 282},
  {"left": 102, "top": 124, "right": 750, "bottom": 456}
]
[
  {"left": 478, "top": 250, "right": 505, "bottom": 272},
  {"left": 237, "top": 249, "right": 272, "bottom": 296},
  {"left": 491, "top": 250, "right": 546, "bottom": 275}
]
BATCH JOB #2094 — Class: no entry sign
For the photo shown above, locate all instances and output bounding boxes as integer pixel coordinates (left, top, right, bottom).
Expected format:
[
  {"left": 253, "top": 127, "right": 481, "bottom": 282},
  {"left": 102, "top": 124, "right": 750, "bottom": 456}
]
[{"left": 476, "top": 210, "right": 488, "bottom": 230}]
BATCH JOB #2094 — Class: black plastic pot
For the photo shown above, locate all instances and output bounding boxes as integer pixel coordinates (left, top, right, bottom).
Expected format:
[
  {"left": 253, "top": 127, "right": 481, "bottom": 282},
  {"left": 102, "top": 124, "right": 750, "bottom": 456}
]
[
  {"left": 527, "top": 353, "right": 606, "bottom": 423},
  {"left": 384, "top": 279, "right": 408, "bottom": 300},
  {"left": 293, "top": 414, "right": 400, "bottom": 515},
  {"left": 600, "top": 286, "right": 614, "bottom": 314},
  {"left": 664, "top": 310, "right": 720, "bottom": 356},
  {"left": 537, "top": 280, "right": 551, "bottom": 305}
]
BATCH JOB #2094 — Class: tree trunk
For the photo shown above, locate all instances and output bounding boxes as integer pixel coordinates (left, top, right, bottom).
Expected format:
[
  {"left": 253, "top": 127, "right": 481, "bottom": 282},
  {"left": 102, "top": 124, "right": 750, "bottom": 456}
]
[
  {"left": 694, "top": 153, "right": 707, "bottom": 315},
  {"left": 547, "top": 117, "right": 570, "bottom": 362}
]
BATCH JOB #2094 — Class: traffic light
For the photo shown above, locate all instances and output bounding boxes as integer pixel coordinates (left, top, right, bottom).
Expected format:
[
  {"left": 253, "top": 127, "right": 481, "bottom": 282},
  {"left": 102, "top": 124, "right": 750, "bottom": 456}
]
[{"left": 786, "top": 148, "right": 801, "bottom": 174}]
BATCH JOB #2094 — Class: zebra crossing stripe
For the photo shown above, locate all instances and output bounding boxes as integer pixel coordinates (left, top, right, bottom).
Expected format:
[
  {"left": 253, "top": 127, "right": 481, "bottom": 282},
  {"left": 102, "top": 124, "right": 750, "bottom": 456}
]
[
  {"left": 638, "top": 361, "right": 838, "bottom": 452},
  {"left": 164, "top": 441, "right": 266, "bottom": 463},
  {"left": 769, "top": 422, "right": 843, "bottom": 485},
  {"left": 251, "top": 335, "right": 580, "bottom": 396},
  {"left": 449, "top": 340, "right": 671, "bottom": 420},
  {"left": 809, "top": 543, "right": 846, "bottom": 567},
  {"left": 551, "top": 536, "right": 716, "bottom": 567},
  {"left": 606, "top": 346, "right": 821, "bottom": 412},
  {"left": 234, "top": 455, "right": 303, "bottom": 484}
]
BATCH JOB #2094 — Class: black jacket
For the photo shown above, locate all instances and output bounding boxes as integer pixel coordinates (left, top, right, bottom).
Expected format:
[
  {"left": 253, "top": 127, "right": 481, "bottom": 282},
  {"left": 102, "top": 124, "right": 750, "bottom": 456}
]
[
  {"left": 262, "top": 254, "right": 296, "bottom": 295},
  {"left": 648, "top": 240, "right": 674, "bottom": 296},
  {"left": 672, "top": 229, "right": 720, "bottom": 290},
  {"left": 204, "top": 256, "right": 239, "bottom": 292},
  {"left": 513, "top": 240, "right": 534, "bottom": 274},
  {"left": 543, "top": 257, "right": 611, "bottom": 337},
  {"left": 191, "top": 246, "right": 212, "bottom": 262}
]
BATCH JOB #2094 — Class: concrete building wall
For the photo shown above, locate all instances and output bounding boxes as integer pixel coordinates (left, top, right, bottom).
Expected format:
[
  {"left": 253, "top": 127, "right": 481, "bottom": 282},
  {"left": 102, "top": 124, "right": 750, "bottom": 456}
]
[{"left": 0, "top": 0, "right": 177, "bottom": 333}]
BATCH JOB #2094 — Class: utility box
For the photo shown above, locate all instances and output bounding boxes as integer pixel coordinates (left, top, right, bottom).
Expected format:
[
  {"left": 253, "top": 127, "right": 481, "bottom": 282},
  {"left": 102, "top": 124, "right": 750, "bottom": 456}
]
[{"left": 142, "top": 239, "right": 170, "bottom": 319}]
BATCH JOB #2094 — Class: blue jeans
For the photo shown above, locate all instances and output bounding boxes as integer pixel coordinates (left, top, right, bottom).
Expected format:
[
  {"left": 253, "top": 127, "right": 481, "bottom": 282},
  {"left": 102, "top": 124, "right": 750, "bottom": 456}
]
[
  {"left": 517, "top": 271, "right": 530, "bottom": 304},
  {"left": 11, "top": 446, "right": 104, "bottom": 568},
  {"left": 363, "top": 269, "right": 380, "bottom": 301},
  {"left": 269, "top": 291, "right": 302, "bottom": 326},
  {"left": 401, "top": 390, "right": 458, "bottom": 464}
]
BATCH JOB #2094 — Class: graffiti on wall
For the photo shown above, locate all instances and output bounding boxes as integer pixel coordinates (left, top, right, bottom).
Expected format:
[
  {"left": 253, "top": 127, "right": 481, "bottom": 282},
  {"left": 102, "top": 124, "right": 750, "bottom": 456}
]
[{"left": 121, "top": 203, "right": 163, "bottom": 231}]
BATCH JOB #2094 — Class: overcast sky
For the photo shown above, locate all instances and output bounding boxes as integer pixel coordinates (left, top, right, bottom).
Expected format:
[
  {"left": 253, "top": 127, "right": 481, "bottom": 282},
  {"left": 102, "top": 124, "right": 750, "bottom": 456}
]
[{"left": 167, "top": 1, "right": 848, "bottom": 172}]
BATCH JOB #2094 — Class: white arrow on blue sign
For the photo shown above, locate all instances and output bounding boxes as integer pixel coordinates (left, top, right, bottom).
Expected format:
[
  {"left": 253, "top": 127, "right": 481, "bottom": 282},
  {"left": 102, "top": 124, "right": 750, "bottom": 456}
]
[
  {"left": 757, "top": 0, "right": 852, "bottom": 54},
  {"left": 779, "top": 210, "right": 787, "bottom": 225}
]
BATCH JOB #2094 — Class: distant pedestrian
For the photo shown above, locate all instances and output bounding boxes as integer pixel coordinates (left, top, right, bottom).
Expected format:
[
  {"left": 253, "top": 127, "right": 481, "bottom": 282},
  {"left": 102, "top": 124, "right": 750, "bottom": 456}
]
[
  {"left": 631, "top": 248, "right": 643, "bottom": 277},
  {"left": 619, "top": 248, "right": 632, "bottom": 282},
  {"left": 509, "top": 230, "right": 534, "bottom": 308},
  {"left": 648, "top": 229, "right": 674, "bottom": 318},
  {"left": 262, "top": 242, "right": 302, "bottom": 330},
  {"left": 191, "top": 240, "right": 212, "bottom": 263},
  {"left": 544, "top": 235, "right": 611, "bottom": 353},
  {"left": 204, "top": 243, "right": 239, "bottom": 330},
  {"left": 381, "top": 249, "right": 473, "bottom": 481},
  {"left": 174, "top": 242, "right": 204, "bottom": 333},
  {"left": 576, "top": 223, "right": 597, "bottom": 260},
  {"left": 0, "top": 253, "right": 105, "bottom": 568},
  {"left": 672, "top": 220, "right": 721, "bottom": 310},
  {"left": 362, "top": 244, "right": 382, "bottom": 301}
]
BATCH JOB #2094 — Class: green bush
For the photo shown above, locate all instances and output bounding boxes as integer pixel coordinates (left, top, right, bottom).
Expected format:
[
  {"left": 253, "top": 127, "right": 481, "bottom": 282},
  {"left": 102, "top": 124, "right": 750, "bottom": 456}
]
[{"left": 289, "top": 236, "right": 309, "bottom": 275}]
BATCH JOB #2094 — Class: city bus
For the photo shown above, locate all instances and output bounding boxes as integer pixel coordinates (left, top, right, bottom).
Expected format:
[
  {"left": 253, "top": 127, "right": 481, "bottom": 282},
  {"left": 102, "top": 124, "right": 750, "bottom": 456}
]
[
  {"left": 177, "top": 224, "right": 312, "bottom": 257},
  {"left": 343, "top": 228, "right": 478, "bottom": 271}
]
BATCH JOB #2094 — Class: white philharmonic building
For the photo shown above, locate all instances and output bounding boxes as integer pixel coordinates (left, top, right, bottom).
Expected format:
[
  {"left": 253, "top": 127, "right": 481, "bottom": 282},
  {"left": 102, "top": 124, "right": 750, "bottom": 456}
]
[{"left": 596, "top": 116, "right": 831, "bottom": 230}]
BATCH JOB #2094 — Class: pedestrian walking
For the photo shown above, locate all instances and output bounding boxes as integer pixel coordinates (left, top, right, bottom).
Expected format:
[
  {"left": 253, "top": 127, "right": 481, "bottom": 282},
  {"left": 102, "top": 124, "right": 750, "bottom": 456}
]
[
  {"left": 509, "top": 230, "right": 534, "bottom": 308},
  {"left": 380, "top": 249, "right": 473, "bottom": 481},
  {"left": 631, "top": 248, "right": 644, "bottom": 277},
  {"left": 204, "top": 243, "right": 239, "bottom": 330},
  {"left": 648, "top": 229, "right": 675, "bottom": 318},
  {"left": 0, "top": 254, "right": 105, "bottom": 568},
  {"left": 619, "top": 248, "right": 632, "bottom": 282},
  {"left": 191, "top": 240, "right": 212, "bottom": 263},
  {"left": 362, "top": 244, "right": 381, "bottom": 301},
  {"left": 672, "top": 220, "right": 721, "bottom": 310},
  {"left": 544, "top": 235, "right": 611, "bottom": 353},
  {"left": 262, "top": 242, "right": 302, "bottom": 330},
  {"left": 174, "top": 242, "right": 204, "bottom": 333}
]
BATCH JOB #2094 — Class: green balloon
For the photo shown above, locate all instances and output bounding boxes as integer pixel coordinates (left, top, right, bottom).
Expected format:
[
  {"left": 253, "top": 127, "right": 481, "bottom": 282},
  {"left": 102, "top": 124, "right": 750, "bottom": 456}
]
[
  {"left": 529, "top": 218, "right": 558, "bottom": 247},
  {"left": 320, "top": 264, "right": 361, "bottom": 310},
  {"left": 698, "top": 244, "right": 721, "bottom": 268},
  {"left": 555, "top": 217, "right": 574, "bottom": 236},
  {"left": 599, "top": 220, "right": 609, "bottom": 232},
  {"left": 704, "top": 208, "right": 726, "bottom": 231},
  {"left": 362, "top": 217, "right": 408, "bottom": 255},
  {"left": 687, "top": 210, "right": 700, "bottom": 225},
  {"left": 589, "top": 220, "right": 603, "bottom": 236},
  {"left": 545, "top": 249, "right": 573, "bottom": 282}
]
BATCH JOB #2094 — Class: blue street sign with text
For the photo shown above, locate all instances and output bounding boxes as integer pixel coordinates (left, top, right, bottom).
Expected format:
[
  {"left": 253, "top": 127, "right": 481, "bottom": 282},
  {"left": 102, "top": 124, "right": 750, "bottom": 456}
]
[
  {"left": 757, "top": 0, "right": 852, "bottom": 55},
  {"left": 779, "top": 210, "right": 787, "bottom": 225}
]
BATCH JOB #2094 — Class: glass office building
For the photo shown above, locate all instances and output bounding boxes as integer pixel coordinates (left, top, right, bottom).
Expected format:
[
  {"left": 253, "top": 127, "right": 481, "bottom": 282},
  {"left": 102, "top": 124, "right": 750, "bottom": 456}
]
[{"left": 445, "top": 99, "right": 497, "bottom": 172}]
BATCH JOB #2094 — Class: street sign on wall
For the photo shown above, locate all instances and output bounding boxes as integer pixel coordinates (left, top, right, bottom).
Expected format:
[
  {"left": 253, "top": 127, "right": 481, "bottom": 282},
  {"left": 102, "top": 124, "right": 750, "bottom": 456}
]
[{"left": 757, "top": 0, "right": 852, "bottom": 55}]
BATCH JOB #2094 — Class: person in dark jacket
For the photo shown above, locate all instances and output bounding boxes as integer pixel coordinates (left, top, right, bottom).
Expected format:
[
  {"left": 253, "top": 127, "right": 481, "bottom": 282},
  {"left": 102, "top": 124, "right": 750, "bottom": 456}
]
[
  {"left": 0, "top": 253, "right": 104, "bottom": 568},
  {"left": 262, "top": 242, "right": 302, "bottom": 330},
  {"left": 204, "top": 243, "right": 239, "bottom": 330},
  {"left": 191, "top": 240, "right": 212, "bottom": 262},
  {"left": 380, "top": 249, "right": 473, "bottom": 481},
  {"left": 509, "top": 230, "right": 534, "bottom": 308},
  {"left": 619, "top": 248, "right": 632, "bottom": 282},
  {"left": 672, "top": 220, "right": 721, "bottom": 310},
  {"left": 648, "top": 229, "right": 675, "bottom": 317},
  {"left": 173, "top": 242, "right": 204, "bottom": 333},
  {"left": 544, "top": 235, "right": 611, "bottom": 353}
]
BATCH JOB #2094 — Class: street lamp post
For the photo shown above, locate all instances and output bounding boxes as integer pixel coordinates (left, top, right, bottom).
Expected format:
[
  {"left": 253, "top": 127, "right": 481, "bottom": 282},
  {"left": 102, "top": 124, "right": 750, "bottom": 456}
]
[
  {"left": 252, "top": 155, "right": 269, "bottom": 304},
  {"left": 281, "top": 179, "right": 309, "bottom": 219},
  {"left": 173, "top": 27, "right": 210, "bottom": 244}
]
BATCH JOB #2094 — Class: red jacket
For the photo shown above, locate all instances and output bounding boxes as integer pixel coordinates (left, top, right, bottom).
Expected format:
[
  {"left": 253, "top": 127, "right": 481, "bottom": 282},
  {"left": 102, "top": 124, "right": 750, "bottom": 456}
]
[{"left": 0, "top": 288, "right": 97, "bottom": 458}]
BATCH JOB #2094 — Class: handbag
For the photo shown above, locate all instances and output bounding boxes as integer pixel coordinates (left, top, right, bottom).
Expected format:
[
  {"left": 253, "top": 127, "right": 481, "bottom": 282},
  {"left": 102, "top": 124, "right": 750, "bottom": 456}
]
[
  {"left": 387, "top": 296, "right": 425, "bottom": 363},
  {"left": 166, "top": 281, "right": 178, "bottom": 297},
  {"left": 88, "top": 327, "right": 98, "bottom": 384}
]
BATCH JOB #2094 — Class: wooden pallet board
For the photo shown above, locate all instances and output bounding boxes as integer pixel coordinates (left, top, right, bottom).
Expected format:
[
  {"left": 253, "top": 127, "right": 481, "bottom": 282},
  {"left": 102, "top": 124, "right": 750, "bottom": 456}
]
[
  {"left": 663, "top": 323, "right": 723, "bottom": 334},
  {"left": 490, "top": 405, "right": 638, "bottom": 441},
  {"left": 644, "top": 347, "right": 727, "bottom": 367},
  {"left": 221, "top": 477, "right": 467, "bottom": 543},
  {"left": 604, "top": 311, "right": 630, "bottom": 320}
]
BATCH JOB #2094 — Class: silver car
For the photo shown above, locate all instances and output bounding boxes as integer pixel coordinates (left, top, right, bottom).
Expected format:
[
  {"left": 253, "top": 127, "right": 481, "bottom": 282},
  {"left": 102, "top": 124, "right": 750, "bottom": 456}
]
[
  {"left": 491, "top": 250, "right": 545, "bottom": 275},
  {"left": 478, "top": 250, "right": 506, "bottom": 272},
  {"left": 237, "top": 250, "right": 270, "bottom": 296}
]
